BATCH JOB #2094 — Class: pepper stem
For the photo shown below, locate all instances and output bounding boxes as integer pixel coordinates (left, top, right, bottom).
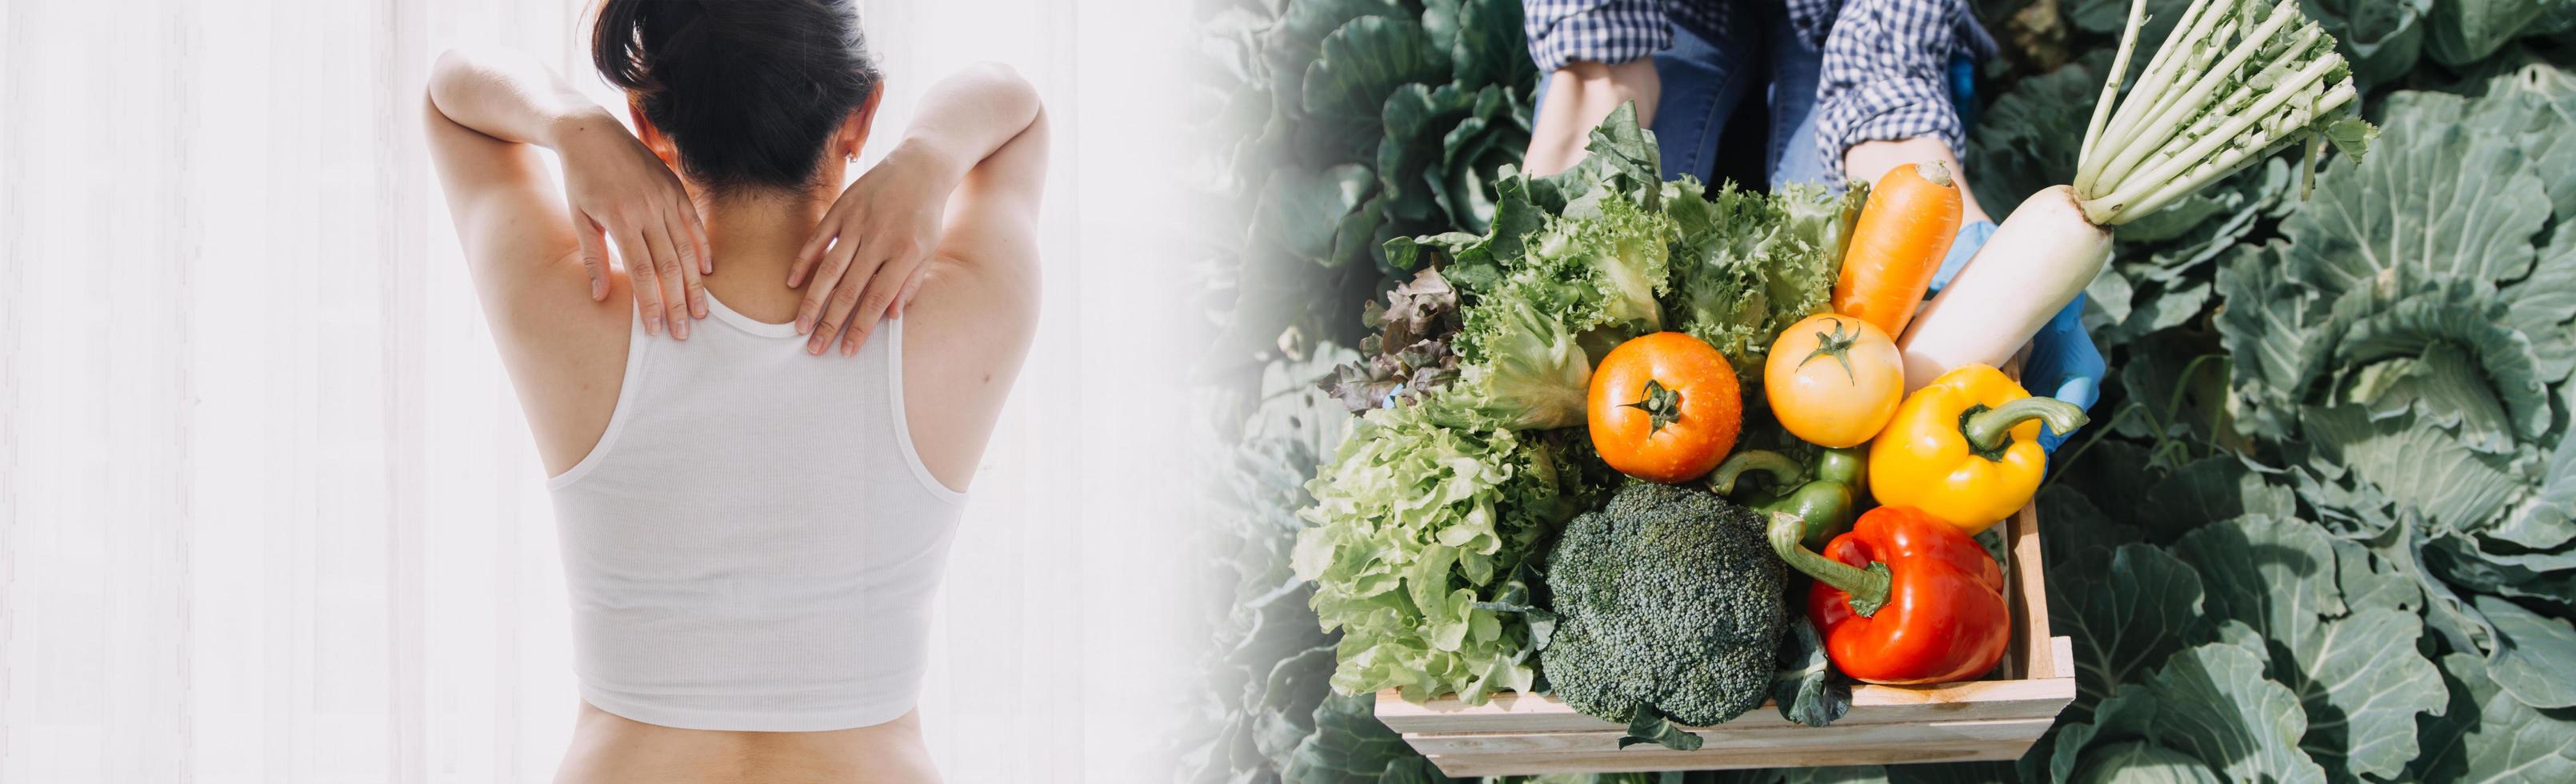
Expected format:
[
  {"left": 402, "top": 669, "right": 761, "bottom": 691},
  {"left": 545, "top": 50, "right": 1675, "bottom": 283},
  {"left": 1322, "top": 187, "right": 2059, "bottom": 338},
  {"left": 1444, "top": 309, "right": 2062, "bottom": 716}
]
[
  {"left": 1707, "top": 450, "right": 1803, "bottom": 495},
  {"left": 1764, "top": 511, "right": 1890, "bottom": 617},
  {"left": 1960, "top": 396, "right": 2093, "bottom": 459}
]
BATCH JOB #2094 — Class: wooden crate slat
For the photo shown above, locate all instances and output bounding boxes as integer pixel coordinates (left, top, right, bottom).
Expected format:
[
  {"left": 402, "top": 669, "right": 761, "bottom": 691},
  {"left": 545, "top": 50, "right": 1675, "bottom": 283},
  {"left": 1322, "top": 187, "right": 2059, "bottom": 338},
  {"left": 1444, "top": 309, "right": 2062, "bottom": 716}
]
[
  {"left": 1402, "top": 717, "right": 2056, "bottom": 755},
  {"left": 2007, "top": 504, "right": 2057, "bottom": 679},
  {"left": 1425, "top": 734, "right": 2042, "bottom": 777},
  {"left": 1374, "top": 674, "right": 2072, "bottom": 734},
  {"left": 1377, "top": 498, "right": 2076, "bottom": 774}
]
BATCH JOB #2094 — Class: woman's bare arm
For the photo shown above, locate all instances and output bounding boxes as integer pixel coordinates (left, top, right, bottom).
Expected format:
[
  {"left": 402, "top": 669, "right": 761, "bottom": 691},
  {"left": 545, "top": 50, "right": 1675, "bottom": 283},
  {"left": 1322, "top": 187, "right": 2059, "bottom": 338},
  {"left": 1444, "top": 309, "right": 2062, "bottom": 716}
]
[
  {"left": 1522, "top": 59, "right": 1660, "bottom": 177},
  {"left": 426, "top": 47, "right": 709, "bottom": 338},
  {"left": 790, "top": 62, "right": 1048, "bottom": 355}
]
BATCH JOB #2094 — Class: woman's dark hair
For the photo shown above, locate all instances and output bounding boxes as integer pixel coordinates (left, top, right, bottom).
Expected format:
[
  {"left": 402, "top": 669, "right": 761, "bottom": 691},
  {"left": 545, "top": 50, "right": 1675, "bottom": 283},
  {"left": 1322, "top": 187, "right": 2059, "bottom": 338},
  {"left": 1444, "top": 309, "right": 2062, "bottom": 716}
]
[{"left": 592, "top": 0, "right": 882, "bottom": 195}]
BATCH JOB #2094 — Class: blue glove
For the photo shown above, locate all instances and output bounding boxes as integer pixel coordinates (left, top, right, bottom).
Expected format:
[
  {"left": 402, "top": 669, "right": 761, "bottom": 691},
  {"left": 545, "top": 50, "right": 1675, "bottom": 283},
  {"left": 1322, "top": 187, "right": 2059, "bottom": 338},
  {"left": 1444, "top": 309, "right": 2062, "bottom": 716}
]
[{"left": 1925, "top": 221, "right": 2105, "bottom": 453}]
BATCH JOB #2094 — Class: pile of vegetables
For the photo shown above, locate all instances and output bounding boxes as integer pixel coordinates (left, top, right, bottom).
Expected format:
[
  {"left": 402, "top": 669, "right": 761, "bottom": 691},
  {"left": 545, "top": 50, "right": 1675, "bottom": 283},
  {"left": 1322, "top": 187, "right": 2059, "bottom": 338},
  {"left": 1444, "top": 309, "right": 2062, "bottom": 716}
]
[
  {"left": 1294, "top": 94, "right": 2108, "bottom": 753},
  {"left": 1189, "top": 0, "right": 2576, "bottom": 779},
  {"left": 1293, "top": 106, "right": 1870, "bottom": 717}
]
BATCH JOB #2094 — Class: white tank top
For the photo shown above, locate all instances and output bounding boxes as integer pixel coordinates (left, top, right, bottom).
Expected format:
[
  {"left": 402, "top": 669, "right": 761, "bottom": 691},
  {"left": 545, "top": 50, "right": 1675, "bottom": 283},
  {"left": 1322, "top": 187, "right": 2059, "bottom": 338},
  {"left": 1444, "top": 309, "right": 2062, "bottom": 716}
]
[{"left": 545, "top": 294, "right": 966, "bottom": 732}]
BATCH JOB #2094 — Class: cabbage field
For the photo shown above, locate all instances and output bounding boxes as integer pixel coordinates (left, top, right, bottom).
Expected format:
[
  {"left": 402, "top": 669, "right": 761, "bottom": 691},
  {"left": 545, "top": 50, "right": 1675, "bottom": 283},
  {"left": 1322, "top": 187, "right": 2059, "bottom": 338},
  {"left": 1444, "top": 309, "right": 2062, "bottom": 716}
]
[{"left": 1178, "top": 0, "right": 2576, "bottom": 782}]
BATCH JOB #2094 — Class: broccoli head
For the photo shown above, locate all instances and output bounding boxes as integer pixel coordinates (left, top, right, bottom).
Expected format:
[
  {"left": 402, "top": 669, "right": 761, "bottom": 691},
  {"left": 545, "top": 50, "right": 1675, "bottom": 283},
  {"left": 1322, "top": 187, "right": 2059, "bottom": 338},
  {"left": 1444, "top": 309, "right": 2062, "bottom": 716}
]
[{"left": 1539, "top": 480, "right": 1787, "bottom": 728}]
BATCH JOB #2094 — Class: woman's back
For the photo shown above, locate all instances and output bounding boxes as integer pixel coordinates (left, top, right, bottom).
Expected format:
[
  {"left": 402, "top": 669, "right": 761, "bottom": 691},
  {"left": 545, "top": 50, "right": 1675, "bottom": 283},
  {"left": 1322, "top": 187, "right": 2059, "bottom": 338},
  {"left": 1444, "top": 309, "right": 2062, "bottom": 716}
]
[
  {"left": 546, "top": 299, "right": 966, "bottom": 732},
  {"left": 423, "top": 3, "right": 1047, "bottom": 773}
]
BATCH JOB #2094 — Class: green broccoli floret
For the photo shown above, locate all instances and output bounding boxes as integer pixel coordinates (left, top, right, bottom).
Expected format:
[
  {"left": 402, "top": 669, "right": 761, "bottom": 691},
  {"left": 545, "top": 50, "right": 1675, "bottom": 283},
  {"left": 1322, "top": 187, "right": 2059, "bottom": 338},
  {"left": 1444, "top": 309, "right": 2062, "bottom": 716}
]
[{"left": 1539, "top": 481, "right": 1788, "bottom": 731}]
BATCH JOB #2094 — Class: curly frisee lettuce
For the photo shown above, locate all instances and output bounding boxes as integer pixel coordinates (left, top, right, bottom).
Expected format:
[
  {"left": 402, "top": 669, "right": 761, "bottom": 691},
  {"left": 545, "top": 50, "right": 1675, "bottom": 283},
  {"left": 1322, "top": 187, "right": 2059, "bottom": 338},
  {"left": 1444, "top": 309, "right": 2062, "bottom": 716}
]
[{"left": 1290, "top": 404, "right": 1586, "bottom": 704}]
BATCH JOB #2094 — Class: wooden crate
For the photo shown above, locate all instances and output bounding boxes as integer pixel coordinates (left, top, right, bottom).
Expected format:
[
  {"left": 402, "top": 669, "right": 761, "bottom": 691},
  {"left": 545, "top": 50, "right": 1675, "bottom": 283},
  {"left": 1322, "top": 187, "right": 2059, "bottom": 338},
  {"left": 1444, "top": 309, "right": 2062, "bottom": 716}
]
[{"left": 1374, "top": 504, "right": 2074, "bottom": 776}]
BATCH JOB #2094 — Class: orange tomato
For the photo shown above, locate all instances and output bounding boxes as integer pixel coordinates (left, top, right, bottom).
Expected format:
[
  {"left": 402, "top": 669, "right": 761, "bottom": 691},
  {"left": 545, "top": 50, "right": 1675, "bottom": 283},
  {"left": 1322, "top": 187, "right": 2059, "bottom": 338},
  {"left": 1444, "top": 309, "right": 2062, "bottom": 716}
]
[{"left": 1586, "top": 332, "right": 1742, "bottom": 482}]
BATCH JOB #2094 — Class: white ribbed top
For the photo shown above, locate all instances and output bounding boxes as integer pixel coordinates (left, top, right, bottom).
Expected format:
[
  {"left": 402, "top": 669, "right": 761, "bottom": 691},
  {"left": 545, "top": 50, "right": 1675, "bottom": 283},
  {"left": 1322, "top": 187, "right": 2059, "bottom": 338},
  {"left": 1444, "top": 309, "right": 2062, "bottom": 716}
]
[{"left": 546, "top": 296, "right": 965, "bottom": 731}]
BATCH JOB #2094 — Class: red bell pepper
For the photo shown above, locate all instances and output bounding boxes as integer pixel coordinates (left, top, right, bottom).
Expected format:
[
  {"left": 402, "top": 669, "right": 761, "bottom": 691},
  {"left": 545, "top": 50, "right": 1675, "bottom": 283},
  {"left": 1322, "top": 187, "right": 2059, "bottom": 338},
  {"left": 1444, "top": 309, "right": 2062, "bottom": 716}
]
[{"left": 1764, "top": 506, "right": 2010, "bottom": 685}]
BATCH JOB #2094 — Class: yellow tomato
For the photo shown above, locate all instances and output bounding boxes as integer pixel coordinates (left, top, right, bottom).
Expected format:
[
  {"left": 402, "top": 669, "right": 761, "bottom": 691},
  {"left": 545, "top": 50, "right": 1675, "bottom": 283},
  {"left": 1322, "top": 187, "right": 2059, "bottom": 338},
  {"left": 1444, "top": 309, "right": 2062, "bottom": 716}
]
[{"left": 1764, "top": 314, "right": 1904, "bottom": 447}]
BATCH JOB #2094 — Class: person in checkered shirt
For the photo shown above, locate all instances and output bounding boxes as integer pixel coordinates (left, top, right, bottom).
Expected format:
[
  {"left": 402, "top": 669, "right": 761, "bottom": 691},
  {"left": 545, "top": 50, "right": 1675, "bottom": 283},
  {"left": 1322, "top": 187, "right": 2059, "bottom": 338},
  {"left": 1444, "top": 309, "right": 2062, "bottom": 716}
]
[
  {"left": 1521, "top": 0, "right": 1997, "bottom": 222},
  {"left": 1520, "top": 0, "right": 2107, "bottom": 452}
]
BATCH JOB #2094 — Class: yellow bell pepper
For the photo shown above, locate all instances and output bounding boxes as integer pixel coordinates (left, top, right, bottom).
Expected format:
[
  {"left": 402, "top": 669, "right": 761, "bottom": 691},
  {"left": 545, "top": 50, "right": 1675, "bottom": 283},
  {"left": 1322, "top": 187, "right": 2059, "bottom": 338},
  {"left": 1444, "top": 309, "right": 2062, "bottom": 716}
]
[{"left": 1867, "top": 364, "right": 2090, "bottom": 533}]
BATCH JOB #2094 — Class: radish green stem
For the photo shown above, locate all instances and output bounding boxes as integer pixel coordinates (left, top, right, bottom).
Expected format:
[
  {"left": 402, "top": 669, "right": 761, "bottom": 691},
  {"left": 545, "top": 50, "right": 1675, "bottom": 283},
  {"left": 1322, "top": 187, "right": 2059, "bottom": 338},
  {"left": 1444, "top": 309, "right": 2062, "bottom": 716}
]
[
  {"left": 2106, "top": 79, "right": 2354, "bottom": 221},
  {"left": 2066, "top": 0, "right": 2369, "bottom": 226},
  {"left": 2087, "top": 62, "right": 2351, "bottom": 222},
  {"left": 2090, "top": 0, "right": 2306, "bottom": 194},
  {"left": 2144, "top": 26, "right": 2325, "bottom": 158},
  {"left": 2095, "top": 1, "right": 2276, "bottom": 182},
  {"left": 2078, "top": 0, "right": 2152, "bottom": 169},
  {"left": 2086, "top": 0, "right": 2234, "bottom": 182},
  {"left": 2079, "top": 0, "right": 2222, "bottom": 190}
]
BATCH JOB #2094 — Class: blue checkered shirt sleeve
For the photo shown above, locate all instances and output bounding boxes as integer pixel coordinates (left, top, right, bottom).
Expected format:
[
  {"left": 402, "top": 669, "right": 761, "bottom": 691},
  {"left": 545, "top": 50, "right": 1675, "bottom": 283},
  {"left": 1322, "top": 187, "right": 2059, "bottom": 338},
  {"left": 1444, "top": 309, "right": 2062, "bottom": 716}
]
[
  {"left": 1814, "top": 0, "right": 1966, "bottom": 182},
  {"left": 1523, "top": 0, "right": 1671, "bottom": 74},
  {"left": 1782, "top": 0, "right": 1843, "bottom": 46}
]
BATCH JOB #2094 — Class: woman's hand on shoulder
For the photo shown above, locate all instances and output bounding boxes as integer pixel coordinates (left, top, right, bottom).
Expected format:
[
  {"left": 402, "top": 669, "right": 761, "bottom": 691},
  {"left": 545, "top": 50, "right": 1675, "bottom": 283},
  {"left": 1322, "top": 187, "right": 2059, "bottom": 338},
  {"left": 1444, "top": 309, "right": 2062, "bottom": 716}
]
[
  {"left": 554, "top": 110, "right": 712, "bottom": 339},
  {"left": 787, "top": 141, "right": 958, "bottom": 357}
]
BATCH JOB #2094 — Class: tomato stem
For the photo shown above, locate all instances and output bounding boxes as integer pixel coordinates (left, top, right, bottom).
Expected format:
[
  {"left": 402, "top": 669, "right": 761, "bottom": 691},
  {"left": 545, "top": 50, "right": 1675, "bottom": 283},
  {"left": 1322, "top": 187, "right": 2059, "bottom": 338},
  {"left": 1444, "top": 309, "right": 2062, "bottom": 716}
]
[
  {"left": 1794, "top": 318, "right": 1863, "bottom": 385},
  {"left": 1622, "top": 379, "right": 1683, "bottom": 432}
]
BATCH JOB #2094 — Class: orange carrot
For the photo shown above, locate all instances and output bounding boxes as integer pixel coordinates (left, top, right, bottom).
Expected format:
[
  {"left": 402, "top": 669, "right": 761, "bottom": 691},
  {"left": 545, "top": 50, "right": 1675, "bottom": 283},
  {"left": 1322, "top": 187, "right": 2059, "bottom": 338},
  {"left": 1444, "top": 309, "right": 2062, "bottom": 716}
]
[{"left": 1830, "top": 162, "right": 1963, "bottom": 339}]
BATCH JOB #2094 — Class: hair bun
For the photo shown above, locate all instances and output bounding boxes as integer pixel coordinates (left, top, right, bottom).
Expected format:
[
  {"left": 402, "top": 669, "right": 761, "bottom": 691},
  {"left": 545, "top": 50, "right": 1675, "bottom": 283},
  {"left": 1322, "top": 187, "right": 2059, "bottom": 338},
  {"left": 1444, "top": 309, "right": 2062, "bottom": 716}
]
[{"left": 592, "top": 0, "right": 882, "bottom": 195}]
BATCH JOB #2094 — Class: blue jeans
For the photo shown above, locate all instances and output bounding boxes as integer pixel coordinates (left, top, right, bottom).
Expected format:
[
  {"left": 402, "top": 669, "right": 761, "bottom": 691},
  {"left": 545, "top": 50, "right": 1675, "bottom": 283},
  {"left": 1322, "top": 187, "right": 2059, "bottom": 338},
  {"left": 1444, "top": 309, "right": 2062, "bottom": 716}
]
[{"left": 1532, "top": 9, "right": 1828, "bottom": 190}]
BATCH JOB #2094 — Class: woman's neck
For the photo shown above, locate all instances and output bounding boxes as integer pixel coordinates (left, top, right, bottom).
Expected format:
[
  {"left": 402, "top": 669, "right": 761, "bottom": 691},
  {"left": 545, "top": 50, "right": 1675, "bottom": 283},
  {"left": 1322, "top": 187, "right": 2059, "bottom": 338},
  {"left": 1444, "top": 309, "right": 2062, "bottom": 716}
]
[{"left": 695, "top": 190, "right": 833, "bottom": 325}]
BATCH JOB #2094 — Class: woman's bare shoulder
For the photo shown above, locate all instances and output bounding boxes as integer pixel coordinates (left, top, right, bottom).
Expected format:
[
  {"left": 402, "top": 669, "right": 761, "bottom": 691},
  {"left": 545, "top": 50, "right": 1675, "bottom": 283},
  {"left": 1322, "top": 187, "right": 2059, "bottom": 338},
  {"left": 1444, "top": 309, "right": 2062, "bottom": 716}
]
[
  {"left": 478, "top": 252, "right": 640, "bottom": 476},
  {"left": 893, "top": 254, "right": 1038, "bottom": 493},
  {"left": 904, "top": 254, "right": 1038, "bottom": 362}
]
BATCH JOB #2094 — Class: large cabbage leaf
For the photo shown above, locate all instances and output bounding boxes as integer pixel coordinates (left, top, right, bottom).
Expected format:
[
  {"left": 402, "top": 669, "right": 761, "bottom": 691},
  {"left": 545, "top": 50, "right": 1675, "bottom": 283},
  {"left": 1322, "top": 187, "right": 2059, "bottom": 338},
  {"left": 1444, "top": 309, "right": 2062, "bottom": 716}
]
[
  {"left": 1175, "top": 350, "right": 1362, "bottom": 784},
  {"left": 2049, "top": 541, "right": 2209, "bottom": 723},
  {"left": 2306, "top": 0, "right": 2433, "bottom": 82},
  {"left": 2301, "top": 404, "right": 2529, "bottom": 534},
  {"left": 2051, "top": 640, "right": 2326, "bottom": 784},
  {"left": 2472, "top": 594, "right": 2576, "bottom": 709},
  {"left": 2426, "top": 0, "right": 2566, "bottom": 66},
  {"left": 2171, "top": 516, "right": 2448, "bottom": 779},
  {"left": 2215, "top": 244, "right": 2336, "bottom": 440},
  {"left": 2279, "top": 113, "right": 2550, "bottom": 294},
  {"left": 2334, "top": 276, "right": 2550, "bottom": 450},
  {"left": 1302, "top": 16, "right": 1447, "bottom": 162},
  {"left": 2409, "top": 652, "right": 2576, "bottom": 782},
  {"left": 1281, "top": 692, "right": 1454, "bottom": 784}
]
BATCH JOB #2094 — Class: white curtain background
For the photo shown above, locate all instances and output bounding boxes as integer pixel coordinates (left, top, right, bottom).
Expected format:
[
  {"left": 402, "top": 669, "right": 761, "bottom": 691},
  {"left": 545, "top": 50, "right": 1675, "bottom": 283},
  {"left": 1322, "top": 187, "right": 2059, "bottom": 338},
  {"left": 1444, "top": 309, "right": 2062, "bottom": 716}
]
[{"left": 0, "top": 1, "right": 1200, "bottom": 781}]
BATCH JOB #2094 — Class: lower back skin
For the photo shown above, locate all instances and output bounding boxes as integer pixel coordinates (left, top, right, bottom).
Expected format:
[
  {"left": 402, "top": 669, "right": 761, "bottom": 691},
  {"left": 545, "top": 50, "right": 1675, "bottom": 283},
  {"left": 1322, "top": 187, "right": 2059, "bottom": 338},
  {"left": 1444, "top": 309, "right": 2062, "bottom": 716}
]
[{"left": 556, "top": 702, "right": 941, "bottom": 784}]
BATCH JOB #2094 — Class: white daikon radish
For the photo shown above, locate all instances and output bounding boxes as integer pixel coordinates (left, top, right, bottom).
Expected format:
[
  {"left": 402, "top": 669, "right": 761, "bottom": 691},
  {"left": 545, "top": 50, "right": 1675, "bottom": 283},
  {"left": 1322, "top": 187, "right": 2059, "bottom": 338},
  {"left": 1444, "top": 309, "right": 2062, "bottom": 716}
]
[
  {"left": 1896, "top": 0, "right": 2377, "bottom": 390},
  {"left": 1897, "top": 186, "right": 2112, "bottom": 389}
]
